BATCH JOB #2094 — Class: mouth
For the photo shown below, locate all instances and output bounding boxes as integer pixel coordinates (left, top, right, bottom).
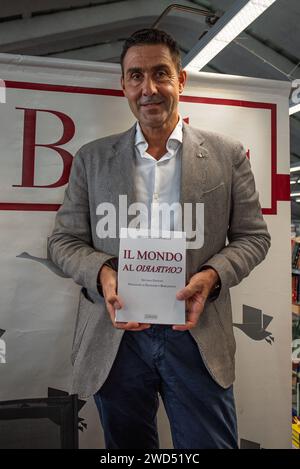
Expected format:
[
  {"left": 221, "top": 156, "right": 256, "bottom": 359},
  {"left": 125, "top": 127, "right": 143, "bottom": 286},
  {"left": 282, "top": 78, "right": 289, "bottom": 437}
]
[{"left": 140, "top": 102, "right": 163, "bottom": 108}]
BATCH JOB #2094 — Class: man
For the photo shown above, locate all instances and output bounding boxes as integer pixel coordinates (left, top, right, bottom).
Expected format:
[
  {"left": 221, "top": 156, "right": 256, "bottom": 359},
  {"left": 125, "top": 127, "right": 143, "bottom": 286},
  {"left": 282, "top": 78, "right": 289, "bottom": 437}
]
[{"left": 48, "top": 28, "right": 271, "bottom": 449}]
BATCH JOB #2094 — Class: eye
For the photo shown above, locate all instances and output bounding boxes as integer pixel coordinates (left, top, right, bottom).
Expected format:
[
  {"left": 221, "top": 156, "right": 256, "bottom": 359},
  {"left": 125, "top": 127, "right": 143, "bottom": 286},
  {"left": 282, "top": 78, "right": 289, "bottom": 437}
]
[
  {"left": 131, "top": 72, "right": 142, "bottom": 81},
  {"left": 156, "top": 70, "right": 168, "bottom": 79}
]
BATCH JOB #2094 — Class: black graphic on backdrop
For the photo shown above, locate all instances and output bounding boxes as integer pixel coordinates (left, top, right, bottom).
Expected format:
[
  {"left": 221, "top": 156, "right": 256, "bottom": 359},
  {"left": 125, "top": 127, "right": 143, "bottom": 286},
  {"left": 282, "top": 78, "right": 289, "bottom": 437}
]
[
  {"left": 48, "top": 387, "right": 87, "bottom": 432},
  {"left": 233, "top": 305, "right": 274, "bottom": 344}
]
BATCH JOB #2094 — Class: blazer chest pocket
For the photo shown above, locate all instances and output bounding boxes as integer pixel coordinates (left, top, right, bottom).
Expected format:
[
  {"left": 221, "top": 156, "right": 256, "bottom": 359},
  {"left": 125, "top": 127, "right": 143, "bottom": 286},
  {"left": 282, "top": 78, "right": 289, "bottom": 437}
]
[
  {"left": 202, "top": 181, "right": 228, "bottom": 234},
  {"left": 202, "top": 181, "right": 225, "bottom": 195}
]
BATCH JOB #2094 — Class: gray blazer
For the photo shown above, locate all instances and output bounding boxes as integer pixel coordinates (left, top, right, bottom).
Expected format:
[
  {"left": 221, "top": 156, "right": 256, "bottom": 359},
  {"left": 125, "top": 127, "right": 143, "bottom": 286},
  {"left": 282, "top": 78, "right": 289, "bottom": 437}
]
[{"left": 48, "top": 122, "right": 271, "bottom": 400}]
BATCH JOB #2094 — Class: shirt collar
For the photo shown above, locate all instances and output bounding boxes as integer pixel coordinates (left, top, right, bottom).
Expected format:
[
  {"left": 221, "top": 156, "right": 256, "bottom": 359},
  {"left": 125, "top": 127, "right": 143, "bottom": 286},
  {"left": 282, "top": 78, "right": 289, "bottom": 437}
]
[{"left": 135, "top": 115, "right": 183, "bottom": 156}]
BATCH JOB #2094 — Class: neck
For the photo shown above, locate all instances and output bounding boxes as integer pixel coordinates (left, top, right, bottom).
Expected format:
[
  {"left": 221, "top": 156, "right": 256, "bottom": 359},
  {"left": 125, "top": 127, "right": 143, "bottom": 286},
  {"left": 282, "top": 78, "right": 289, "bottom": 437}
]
[{"left": 139, "top": 115, "right": 180, "bottom": 160}]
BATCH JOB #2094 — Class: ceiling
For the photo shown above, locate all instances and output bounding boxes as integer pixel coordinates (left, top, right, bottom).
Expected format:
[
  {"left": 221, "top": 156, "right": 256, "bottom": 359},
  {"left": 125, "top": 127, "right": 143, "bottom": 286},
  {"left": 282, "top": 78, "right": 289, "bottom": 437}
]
[{"left": 0, "top": 0, "right": 299, "bottom": 217}]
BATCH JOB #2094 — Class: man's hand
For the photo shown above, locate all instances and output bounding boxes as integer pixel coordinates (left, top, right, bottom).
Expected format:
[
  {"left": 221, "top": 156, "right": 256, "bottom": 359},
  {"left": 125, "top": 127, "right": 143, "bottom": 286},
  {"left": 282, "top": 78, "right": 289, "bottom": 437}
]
[
  {"left": 99, "top": 265, "right": 151, "bottom": 331},
  {"left": 173, "top": 268, "right": 220, "bottom": 331}
]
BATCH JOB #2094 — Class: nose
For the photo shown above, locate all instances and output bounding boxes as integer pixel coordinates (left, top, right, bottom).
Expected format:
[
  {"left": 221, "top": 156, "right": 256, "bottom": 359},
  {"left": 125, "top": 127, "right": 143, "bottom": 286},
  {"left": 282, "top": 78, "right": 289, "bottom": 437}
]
[{"left": 142, "top": 75, "right": 157, "bottom": 96}]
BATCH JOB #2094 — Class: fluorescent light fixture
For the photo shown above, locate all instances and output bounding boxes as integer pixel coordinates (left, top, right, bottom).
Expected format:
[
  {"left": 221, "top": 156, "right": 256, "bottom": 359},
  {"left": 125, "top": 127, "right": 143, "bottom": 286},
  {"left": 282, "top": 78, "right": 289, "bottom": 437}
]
[
  {"left": 291, "top": 192, "right": 300, "bottom": 197},
  {"left": 290, "top": 104, "right": 300, "bottom": 115},
  {"left": 291, "top": 180, "right": 297, "bottom": 184},
  {"left": 296, "top": 199, "right": 300, "bottom": 202},
  {"left": 183, "top": 0, "right": 278, "bottom": 71},
  {"left": 291, "top": 166, "right": 300, "bottom": 173}
]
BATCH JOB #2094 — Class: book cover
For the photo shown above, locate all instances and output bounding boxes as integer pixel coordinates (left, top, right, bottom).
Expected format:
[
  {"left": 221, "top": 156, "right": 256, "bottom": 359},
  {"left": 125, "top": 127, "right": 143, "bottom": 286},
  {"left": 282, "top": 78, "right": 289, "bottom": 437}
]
[{"left": 116, "top": 228, "right": 186, "bottom": 325}]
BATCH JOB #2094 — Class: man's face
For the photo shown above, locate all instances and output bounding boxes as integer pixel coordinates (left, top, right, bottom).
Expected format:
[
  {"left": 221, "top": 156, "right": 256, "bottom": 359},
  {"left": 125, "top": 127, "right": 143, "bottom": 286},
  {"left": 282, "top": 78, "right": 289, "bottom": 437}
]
[{"left": 121, "top": 44, "right": 186, "bottom": 130}]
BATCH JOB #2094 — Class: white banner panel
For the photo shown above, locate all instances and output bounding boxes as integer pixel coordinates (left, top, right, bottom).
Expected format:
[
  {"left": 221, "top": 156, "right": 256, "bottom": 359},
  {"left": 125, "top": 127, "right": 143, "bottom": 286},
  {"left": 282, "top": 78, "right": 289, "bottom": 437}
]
[{"left": 0, "top": 55, "right": 291, "bottom": 448}]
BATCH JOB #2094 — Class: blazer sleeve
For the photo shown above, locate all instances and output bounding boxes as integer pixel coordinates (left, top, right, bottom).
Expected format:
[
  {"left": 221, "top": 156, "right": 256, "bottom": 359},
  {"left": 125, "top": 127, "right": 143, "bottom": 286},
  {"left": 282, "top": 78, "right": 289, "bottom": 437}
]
[
  {"left": 200, "top": 141, "right": 271, "bottom": 295},
  {"left": 47, "top": 148, "right": 115, "bottom": 297}
]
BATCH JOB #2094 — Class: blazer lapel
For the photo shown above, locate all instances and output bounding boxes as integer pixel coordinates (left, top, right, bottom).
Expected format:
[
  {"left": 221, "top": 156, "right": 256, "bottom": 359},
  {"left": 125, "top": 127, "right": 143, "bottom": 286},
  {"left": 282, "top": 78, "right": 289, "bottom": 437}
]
[{"left": 111, "top": 124, "right": 137, "bottom": 210}]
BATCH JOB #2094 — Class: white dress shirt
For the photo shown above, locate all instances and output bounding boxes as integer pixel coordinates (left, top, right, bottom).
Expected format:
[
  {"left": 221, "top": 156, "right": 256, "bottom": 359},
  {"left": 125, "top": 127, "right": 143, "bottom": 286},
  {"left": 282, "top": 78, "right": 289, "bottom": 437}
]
[{"left": 134, "top": 116, "right": 182, "bottom": 233}]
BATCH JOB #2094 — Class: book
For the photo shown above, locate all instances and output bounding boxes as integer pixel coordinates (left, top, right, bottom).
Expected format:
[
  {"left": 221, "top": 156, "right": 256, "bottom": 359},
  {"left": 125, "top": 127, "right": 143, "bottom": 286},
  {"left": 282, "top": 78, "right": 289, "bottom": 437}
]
[
  {"left": 116, "top": 228, "right": 186, "bottom": 325},
  {"left": 292, "top": 422, "right": 300, "bottom": 449},
  {"left": 292, "top": 240, "right": 300, "bottom": 268}
]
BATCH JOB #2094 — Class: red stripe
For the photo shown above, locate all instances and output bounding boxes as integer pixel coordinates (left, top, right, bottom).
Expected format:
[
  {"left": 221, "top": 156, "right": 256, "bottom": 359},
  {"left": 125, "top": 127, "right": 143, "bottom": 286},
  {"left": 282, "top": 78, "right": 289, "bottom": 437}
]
[
  {"left": 5, "top": 80, "right": 124, "bottom": 97},
  {"left": 2, "top": 80, "right": 288, "bottom": 214},
  {"left": 179, "top": 95, "right": 274, "bottom": 109},
  {"left": 274, "top": 174, "right": 290, "bottom": 201},
  {"left": 0, "top": 203, "right": 61, "bottom": 211}
]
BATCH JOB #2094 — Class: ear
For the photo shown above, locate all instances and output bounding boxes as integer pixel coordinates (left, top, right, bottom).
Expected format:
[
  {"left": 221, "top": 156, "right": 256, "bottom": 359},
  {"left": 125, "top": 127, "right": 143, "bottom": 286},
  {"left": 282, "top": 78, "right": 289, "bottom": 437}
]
[
  {"left": 178, "top": 69, "right": 187, "bottom": 94},
  {"left": 121, "top": 76, "right": 126, "bottom": 96}
]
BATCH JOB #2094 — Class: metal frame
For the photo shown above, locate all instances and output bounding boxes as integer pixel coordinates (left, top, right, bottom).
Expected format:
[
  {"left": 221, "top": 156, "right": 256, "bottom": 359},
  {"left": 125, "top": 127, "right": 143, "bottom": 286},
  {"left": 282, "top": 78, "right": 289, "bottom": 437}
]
[{"left": 151, "top": 3, "right": 218, "bottom": 29}]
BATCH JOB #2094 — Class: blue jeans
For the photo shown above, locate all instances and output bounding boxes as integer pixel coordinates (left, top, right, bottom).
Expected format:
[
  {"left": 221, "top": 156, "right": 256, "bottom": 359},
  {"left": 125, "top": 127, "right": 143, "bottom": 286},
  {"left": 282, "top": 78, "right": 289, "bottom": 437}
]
[{"left": 94, "top": 325, "right": 238, "bottom": 449}]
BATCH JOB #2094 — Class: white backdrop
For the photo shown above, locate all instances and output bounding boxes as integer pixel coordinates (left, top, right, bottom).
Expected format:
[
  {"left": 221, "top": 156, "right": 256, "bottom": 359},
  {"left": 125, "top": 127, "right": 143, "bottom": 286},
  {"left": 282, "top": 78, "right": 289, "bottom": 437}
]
[{"left": 0, "top": 54, "right": 291, "bottom": 448}]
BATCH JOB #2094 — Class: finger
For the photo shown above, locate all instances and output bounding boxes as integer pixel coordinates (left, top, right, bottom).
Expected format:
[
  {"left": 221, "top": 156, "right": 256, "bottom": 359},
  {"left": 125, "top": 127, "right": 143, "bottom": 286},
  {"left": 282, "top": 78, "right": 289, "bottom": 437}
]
[
  {"left": 176, "top": 283, "right": 198, "bottom": 301},
  {"left": 115, "top": 321, "right": 151, "bottom": 331},
  {"left": 105, "top": 295, "right": 124, "bottom": 323},
  {"left": 172, "top": 317, "right": 199, "bottom": 331},
  {"left": 106, "top": 292, "right": 123, "bottom": 308},
  {"left": 125, "top": 324, "right": 151, "bottom": 331},
  {"left": 113, "top": 295, "right": 124, "bottom": 310},
  {"left": 172, "top": 314, "right": 196, "bottom": 331},
  {"left": 172, "top": 321, "right": 193, "bottom": 331},
  {"left": 104, "top": 290, "right": 119, "bottom": 306},
  {"left": 125, "top": 321, "right": 151, "bottom": 330},
  {"left": 185, "top": 301, "right": 204, "bottom": 327},
  {"left": 116, "top": 321, "right": 139, "bottom": 329},
  {"left": 106, "top": 302, "right": 117, "bottom": 324},
  {"left": 172, "top": 299, "right": 205, "bottom": 331},
  {"left": 105, "top": 293, "right": 125, "bottom": 324},
  {"left": 190, "top": 294, "right": 206, "bottom": 313}
]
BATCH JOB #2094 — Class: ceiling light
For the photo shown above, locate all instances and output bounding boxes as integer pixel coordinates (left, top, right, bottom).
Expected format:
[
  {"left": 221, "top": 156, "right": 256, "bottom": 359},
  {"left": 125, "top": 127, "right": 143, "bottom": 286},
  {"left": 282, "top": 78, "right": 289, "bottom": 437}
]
[
  {"left": 184, "top": 0, "right": 278, "bottom": 71},
  {"left": 289, "top": 104, "right": 300, "bottom": 115}
]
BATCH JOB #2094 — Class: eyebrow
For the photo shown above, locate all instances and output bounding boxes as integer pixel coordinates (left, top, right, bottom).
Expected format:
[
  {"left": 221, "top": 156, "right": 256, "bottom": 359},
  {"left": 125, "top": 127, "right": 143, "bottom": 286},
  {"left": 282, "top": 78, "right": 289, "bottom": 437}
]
[
  {"left": 126, "top": 67, "right": 142, "bottom": 76},
  {"left": 126, "top": 64, "right": 171, "bottom": 76}
]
